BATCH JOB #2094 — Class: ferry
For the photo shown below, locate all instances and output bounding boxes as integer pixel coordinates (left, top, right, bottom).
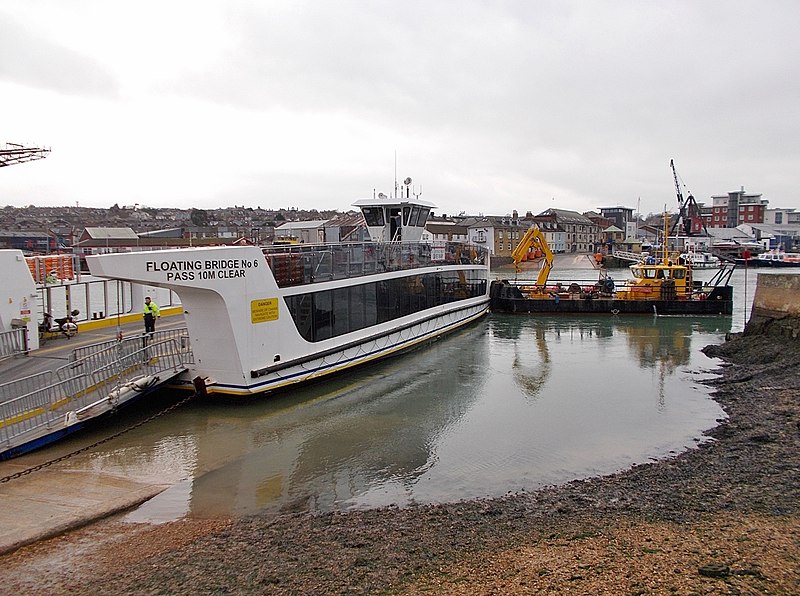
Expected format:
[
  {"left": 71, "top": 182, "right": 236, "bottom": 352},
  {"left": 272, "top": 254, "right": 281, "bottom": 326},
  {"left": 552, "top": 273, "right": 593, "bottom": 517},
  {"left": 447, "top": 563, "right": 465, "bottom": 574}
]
[{"left": 87, "top": 183, "right": 491, "bottom": 397}]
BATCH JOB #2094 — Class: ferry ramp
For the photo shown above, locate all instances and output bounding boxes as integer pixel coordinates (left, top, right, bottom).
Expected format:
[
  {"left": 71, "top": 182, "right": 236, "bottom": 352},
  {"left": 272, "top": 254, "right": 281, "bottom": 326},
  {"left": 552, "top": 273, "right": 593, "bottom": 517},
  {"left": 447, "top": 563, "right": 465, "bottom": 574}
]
[
  {"left": 0, "top": 318, "right": 196, "bottom": 554},
  {"left": 0, "top": 322, "right": 193, "bottom": 461}
]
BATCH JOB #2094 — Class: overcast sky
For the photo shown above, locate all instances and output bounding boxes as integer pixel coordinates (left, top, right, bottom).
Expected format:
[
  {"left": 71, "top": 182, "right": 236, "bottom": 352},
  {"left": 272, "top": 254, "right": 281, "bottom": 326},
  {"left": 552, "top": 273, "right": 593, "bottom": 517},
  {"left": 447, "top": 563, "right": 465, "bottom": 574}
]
[{"left": 2, "top": 1, "right": 798, "bottom": 218}]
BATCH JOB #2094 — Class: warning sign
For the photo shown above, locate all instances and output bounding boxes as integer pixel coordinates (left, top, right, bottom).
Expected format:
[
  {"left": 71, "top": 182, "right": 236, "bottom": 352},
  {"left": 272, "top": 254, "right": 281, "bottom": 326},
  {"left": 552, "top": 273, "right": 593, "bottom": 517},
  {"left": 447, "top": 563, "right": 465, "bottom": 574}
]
[{"left": 251, "top": 298, "right": 279, "bottom": 324}]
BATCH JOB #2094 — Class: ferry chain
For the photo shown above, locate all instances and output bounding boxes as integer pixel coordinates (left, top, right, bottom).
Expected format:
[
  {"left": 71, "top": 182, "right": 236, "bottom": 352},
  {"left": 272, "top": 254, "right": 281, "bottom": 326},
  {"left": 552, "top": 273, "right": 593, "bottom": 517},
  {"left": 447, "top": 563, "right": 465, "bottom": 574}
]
[{"left": 0, "top": 389, "right": 198, "bottom": 485}]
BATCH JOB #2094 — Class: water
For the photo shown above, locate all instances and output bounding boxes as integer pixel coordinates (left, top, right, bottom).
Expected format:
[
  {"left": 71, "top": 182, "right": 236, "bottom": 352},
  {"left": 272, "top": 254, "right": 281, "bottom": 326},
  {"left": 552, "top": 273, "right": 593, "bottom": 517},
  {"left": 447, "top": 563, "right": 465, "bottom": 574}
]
[
  {"left": 31, "top": 313, "right": 728, "bottom": 523},
  {"left": 15, "top": 258, "right": 771, "bottom": 522}
]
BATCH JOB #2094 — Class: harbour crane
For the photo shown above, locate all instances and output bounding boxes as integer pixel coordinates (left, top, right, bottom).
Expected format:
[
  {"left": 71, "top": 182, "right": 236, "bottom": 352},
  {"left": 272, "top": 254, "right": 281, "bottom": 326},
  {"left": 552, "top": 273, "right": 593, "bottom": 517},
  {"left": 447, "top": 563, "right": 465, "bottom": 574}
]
[
  {"left": 0, "top": 142, "right": 51, "bottom": 168},
  {"left": 669, "top": 159, "right": 707, "bottom": 236}
]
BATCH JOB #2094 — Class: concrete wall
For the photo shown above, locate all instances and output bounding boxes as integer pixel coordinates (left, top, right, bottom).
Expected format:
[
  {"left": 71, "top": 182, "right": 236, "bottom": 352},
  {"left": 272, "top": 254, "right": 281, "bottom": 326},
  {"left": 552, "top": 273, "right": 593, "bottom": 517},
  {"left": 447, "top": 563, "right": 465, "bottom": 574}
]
[{"left": 746, "top": 273, "right": 800, "bottom": 339}]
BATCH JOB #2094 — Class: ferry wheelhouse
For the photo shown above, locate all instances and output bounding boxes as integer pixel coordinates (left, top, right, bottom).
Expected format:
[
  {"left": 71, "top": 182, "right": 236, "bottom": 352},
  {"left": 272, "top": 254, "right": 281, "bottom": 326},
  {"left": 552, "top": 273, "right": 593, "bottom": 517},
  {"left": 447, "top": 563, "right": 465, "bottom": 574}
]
[{"left": 87, "top": 184, "right": 490, "bottom": 397}]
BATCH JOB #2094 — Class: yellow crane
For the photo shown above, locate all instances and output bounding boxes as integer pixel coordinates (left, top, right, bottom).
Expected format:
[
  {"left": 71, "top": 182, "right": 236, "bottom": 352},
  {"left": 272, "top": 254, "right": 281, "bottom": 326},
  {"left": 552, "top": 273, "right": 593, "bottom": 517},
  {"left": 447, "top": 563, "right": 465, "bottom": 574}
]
[{"left": 511, "top": 226, "right": 554, "bottom": 286}]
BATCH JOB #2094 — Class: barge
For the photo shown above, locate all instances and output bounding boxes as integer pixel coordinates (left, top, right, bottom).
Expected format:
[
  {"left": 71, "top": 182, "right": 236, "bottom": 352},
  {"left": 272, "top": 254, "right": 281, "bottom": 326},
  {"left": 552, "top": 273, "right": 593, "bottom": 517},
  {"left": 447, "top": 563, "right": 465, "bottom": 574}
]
[{"left": 491, "top": 225, "right": 734, "bottom": 316}]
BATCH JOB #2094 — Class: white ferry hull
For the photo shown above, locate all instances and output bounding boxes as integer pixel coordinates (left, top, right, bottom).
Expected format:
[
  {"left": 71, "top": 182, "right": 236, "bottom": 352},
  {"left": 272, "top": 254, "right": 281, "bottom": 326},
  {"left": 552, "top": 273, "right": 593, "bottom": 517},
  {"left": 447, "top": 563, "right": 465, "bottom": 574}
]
[{"left": 228, "top": 301, "right": 488, "bottom": 396}]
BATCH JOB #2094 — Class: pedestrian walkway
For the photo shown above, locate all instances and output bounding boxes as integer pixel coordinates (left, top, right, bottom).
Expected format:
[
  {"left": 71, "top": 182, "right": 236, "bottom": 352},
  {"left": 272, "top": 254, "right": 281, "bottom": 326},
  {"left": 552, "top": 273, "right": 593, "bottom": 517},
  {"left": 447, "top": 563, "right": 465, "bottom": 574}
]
[{"left": 0, "top": 314, "right": 187, "bottom": 383}]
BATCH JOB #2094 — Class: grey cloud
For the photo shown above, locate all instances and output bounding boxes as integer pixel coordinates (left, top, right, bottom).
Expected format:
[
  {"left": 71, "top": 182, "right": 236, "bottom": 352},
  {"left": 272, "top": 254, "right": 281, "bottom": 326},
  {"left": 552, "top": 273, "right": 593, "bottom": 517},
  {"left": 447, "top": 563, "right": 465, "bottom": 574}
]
[{"left": 0, "top": 13, "right": 118, "bottom": 97}]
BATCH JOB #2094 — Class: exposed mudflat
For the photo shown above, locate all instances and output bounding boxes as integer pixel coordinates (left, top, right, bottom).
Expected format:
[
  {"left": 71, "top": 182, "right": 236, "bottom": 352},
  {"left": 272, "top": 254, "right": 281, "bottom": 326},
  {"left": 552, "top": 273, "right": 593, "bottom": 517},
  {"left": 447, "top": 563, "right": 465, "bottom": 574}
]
[{"left": 1, "top": 333, "right": 798, "bottom": 594}]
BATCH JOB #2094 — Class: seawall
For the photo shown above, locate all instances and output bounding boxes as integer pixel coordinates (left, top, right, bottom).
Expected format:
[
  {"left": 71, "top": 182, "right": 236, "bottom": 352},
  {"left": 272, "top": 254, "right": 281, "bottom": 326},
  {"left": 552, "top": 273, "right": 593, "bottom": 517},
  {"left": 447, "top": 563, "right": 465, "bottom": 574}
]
[{"left": 745, "top": 272, "right": 800, "bottom": 339}]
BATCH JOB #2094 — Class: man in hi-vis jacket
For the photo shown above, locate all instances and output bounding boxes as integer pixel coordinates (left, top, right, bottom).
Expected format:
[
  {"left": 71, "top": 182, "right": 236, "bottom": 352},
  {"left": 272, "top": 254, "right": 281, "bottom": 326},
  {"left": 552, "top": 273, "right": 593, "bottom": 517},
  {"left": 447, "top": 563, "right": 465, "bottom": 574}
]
[{"left": 143, "top": 296, "right": 160, "bottom": 334}]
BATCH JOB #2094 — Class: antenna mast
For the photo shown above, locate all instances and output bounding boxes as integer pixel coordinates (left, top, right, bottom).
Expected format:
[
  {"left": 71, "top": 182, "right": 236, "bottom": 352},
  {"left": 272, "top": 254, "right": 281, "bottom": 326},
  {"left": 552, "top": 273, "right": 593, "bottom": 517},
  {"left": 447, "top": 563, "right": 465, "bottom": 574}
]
[{"left": 0, "top": 142, "right": 50, "bottom": 167}]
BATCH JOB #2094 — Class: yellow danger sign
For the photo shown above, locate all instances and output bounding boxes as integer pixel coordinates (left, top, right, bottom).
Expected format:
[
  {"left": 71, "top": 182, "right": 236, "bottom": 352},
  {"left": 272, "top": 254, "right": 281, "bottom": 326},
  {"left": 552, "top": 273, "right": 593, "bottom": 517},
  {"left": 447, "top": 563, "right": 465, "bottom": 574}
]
[{"left": 251, "top": 298, "right": 279, "bottom": 324}]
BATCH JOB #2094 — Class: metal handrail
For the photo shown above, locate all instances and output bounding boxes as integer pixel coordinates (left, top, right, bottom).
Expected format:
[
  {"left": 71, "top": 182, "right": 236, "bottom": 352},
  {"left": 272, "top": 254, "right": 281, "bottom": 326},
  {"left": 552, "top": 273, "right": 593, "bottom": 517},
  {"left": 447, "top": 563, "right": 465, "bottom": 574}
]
[
  {"left": 0, "top": 339, "right": 188, "bottom": 449},
  {"left": 264, "top": 241, "right": 488, "bottom": 288},
  {"left": 0, "top": 328, "right": 27, "bottom": 360},
  {"left": 0, "top": 370, "right": 53, "bottom": 406}
]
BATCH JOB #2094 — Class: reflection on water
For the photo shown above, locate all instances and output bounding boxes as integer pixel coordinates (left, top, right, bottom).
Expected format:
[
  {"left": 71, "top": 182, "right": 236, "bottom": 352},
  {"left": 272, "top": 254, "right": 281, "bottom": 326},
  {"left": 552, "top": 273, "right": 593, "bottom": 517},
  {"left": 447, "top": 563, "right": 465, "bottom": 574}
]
[
  {"left": 41, "top": 313, "right": 732, "bottom": 523},
  {"left": 126, "top": 314, "right": 730, "bottom": 521}
]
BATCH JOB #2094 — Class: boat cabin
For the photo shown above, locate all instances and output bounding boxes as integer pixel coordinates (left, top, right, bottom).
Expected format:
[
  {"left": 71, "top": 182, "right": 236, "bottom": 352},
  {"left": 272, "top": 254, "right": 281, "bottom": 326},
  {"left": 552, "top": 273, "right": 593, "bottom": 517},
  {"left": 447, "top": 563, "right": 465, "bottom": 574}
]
[
  {"left": 353, "top": 179, "right": 435, "bottom": 243},
  {"left": 618, "top": 259, "right": 693, "bottom": 300}
]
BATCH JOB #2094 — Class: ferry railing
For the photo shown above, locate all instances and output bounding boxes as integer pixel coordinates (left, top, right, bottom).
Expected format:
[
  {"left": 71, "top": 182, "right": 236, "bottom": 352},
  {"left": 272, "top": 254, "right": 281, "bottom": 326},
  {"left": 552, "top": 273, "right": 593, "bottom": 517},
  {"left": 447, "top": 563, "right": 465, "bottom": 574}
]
[
  {"left": 0, "top": 370, "right": 53, "bottom": 405},
  {"left": 68, "top": 327, "right": 194, "bottom": 368},
  {"left": 0, "top": 328, "right": 27, "bottom": 360},
  {"left": 0, "top": 339, "right": 187, "bottom": 450},
  {"left": 37, "top": 278, "right": 180, "bottom": 326},
  {"left": 509, "top": 276, "right": 717, "bottom": 300},
  {"left": 264, "top": 241, "right": 488, "bottom": 288}
]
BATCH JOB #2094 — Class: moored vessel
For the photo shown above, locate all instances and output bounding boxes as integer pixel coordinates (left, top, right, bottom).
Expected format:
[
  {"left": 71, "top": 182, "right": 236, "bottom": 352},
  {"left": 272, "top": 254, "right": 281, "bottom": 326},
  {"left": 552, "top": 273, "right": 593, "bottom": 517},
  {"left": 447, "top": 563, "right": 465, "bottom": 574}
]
[
  {"left": 491, "top": 221, "right": 734, "bottom": 316},
  {"left": 87, "top": 182, "right": 491, "bottom": 397},
  {"left": 756, "top": 250, "right": 800, "bottom": 267},
  {"left": 677, "top": 251, "right": 720, "bottom": 269}
]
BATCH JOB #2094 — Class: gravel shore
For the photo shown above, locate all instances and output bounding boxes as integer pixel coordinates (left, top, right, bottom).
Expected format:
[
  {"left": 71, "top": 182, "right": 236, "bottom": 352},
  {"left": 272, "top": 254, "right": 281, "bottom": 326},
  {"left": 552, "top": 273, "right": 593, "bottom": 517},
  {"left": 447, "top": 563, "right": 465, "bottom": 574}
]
[{"left": 2, "top": 332, "right": 799, "bottom": 594}]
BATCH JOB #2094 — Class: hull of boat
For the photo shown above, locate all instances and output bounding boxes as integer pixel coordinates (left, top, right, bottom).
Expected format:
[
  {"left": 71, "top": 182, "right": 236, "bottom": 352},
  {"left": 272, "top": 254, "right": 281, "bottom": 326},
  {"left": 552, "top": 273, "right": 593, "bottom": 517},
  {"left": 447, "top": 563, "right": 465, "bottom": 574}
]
[
  {"left": 490, "top": 281, "right": 733, "bottom": 315},
  {"left": 756, "top": 260, "right": 800, "bottom": 267},
  {"left": 224, "top": 301, "right": 488, "bottom": 396}
]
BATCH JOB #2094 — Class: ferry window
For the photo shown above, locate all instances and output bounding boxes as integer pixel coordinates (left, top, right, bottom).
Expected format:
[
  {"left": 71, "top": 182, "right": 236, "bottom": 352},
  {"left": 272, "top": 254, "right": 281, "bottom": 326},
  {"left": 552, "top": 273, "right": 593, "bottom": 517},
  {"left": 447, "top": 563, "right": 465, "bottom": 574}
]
[
  {"left": 403, "top": 206, "right": 411, "bottom": 226},
  {"left": 313, "top": 290, "right": 333, "bottom": 340},
  {"left": 333, "top": 287, "right": 350, "bottom": 336},
  {"left": 349, "top": 284, "right": 366, "bottom": 331},
  {"left": 376, "top": 280, "right": 393, "bottom": 324},
  {"left": 362, "top": 207, "right": 384, "bottom": 227},
  {"left": 284, "top": 271, "right": 486, "bottom": 342},
  {"left": 409, "top": 206, "right": 421, "bottom": 227},
  {"left": 418, "top": 208, "right": 430, "bottom": 227},
  {"left": 284, "top": 294, "right": 313, "bottom": 341},
  {"left": 364, "top": 283, "right": 377, "bottom": 327}
]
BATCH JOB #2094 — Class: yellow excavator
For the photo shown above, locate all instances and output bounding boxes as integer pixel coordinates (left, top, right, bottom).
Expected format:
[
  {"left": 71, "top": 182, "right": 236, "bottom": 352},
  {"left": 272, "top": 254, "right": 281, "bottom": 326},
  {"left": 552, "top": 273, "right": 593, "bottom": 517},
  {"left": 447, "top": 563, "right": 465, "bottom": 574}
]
[{"left": 511, "top": 226, "right": 554, "bottom": 286}]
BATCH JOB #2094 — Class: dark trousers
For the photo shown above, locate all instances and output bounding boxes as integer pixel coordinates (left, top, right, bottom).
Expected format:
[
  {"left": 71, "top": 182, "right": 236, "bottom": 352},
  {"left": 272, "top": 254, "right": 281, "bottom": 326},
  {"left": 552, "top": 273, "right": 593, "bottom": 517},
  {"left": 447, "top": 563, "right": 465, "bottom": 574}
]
[{"left": 144, "top": 313, "right": 155, "bottom": 333}]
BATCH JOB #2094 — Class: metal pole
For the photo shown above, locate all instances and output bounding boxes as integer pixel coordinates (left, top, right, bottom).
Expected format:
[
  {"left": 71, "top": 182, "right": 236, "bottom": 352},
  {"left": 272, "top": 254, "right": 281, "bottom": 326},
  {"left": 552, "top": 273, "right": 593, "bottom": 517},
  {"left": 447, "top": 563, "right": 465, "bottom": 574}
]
[{"left": 743, "top": 258, "right": 748, "bottom": 329}]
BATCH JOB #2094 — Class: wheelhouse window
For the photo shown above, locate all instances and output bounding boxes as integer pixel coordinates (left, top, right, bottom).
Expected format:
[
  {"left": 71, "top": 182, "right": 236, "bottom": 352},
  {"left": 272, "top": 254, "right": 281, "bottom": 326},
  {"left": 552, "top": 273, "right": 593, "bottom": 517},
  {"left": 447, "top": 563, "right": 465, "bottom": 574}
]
[
  {"left": 362, "top": 207, "right": 385, "bottom": 227},
  {"left": 409, "top": 206, "right": 421, "bottom": 227},
  {"left": 417, "top": 208, "right": 430, "bottom": 227}
]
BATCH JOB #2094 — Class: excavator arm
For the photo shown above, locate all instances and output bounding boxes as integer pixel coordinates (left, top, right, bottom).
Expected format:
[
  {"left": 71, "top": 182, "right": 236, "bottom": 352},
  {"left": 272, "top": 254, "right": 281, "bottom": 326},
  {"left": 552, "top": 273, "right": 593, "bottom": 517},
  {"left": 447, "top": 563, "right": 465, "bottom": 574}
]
[{"left": 512, "top": 226, "right": 554, "bottom": 286}]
